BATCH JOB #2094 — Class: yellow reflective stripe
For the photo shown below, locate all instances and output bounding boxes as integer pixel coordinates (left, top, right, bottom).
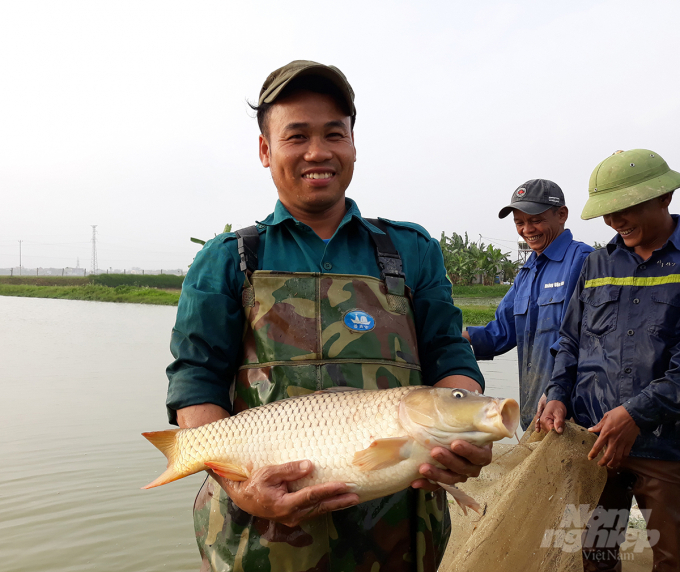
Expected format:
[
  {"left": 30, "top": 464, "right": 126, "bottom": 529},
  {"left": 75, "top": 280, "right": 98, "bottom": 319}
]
[{"left": 584, "top": 275, "right": 680, "bottom": 288}]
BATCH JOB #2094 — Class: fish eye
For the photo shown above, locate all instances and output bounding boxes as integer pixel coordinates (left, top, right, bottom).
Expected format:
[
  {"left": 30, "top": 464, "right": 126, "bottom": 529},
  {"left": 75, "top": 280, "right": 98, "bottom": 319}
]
[{"left": 452, "top": 390, "right": 465, "bottom": 399}]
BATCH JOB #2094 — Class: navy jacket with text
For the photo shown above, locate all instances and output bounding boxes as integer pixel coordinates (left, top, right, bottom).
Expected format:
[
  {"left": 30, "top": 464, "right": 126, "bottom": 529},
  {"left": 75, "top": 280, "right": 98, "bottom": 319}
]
[{"left": 545, "top": 215, "right": 680, "bottom": 461}]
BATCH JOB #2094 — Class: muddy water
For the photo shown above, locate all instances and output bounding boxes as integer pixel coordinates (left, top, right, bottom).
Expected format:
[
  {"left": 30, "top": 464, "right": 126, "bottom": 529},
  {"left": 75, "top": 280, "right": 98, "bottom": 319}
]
[{"left": 0, "top": 296, "right": 519, "bottom": 571}]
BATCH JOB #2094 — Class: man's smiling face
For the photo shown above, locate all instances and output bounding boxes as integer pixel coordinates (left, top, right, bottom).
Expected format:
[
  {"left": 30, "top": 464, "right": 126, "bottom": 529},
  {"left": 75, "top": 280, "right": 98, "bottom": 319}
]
[
  {"left": 259, "top": 90, "right": 356, "bottom": 217},
  {"left": 603, "top": 194, "right": 673, "bottom": 253},
  {"left": 513, "top": 207, "right": 568, "bottom": 255}
]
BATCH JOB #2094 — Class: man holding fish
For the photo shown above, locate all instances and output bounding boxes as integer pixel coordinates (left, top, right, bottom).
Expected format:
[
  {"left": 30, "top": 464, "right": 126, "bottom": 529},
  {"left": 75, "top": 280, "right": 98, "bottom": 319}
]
[{"left": 163, "top": 61, "right": 495, "bottom": 572}]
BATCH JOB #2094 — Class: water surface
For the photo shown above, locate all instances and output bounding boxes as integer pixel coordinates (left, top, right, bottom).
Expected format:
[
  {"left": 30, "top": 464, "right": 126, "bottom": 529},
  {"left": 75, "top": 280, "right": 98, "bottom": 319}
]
[{"left": 0, "top": 296, "right": 519, "bottom": 571}]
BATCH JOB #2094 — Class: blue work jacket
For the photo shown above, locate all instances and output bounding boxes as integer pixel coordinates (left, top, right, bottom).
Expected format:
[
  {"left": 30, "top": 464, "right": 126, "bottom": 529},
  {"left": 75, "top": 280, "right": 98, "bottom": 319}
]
[
  {"left": 467, "top": 230, "right": 592, "bottom": 429},
  {"left": 546, "top": 215, "right": 680, "bottom": 461}
]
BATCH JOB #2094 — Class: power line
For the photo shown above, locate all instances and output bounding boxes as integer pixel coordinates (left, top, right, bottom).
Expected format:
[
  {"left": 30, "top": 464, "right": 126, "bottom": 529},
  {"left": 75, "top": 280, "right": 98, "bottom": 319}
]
[{"left": 480, "top": 236, "right": 519, "bottom": 244}]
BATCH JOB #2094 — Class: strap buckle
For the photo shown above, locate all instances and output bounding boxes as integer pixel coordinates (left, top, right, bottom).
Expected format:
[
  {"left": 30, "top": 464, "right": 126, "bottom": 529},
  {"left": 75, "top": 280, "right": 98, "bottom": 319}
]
[{"left": 235, "top": 226, "right": 261, "bottom": 274}]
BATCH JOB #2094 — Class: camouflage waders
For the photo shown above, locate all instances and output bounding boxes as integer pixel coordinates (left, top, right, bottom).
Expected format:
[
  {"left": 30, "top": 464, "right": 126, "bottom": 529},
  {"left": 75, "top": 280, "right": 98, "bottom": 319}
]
[{"left": 194, "top": 221, "right": 451, "bottom": 572}]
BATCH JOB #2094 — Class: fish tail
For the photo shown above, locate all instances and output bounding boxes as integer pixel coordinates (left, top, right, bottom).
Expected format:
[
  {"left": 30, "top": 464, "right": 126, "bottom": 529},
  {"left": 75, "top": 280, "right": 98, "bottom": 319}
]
[{"left": 142, "top": 429, "right": 186, "bottom": 489}]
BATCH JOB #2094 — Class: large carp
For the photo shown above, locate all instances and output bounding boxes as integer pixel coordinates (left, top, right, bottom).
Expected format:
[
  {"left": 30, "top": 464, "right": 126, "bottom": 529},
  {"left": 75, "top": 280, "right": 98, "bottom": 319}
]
[{"left": 143, "top": 387, "right": 519, "bottom": 514}]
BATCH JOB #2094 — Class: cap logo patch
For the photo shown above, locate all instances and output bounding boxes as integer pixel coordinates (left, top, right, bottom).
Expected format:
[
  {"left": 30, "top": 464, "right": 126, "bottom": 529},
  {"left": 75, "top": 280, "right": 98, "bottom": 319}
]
[
  {"left": 344, "top": 310, "right": 375, "bottom": 332},
  {"left": 516, "top": 188, "right": 527, "bottom": 198}
]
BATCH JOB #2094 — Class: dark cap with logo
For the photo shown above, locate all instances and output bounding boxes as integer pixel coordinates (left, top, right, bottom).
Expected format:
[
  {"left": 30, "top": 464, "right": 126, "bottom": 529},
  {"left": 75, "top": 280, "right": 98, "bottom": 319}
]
[
  {"left": 258, "top": 60, "right": 356, "bottom": 116},
  {"left": 498, "top": 179, "right": 566, "bottom": 219}
]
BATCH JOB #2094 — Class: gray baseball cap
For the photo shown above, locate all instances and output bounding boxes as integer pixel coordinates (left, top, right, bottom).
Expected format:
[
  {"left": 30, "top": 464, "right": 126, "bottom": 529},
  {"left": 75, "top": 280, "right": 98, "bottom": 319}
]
[{"left": 498, "top": 179, "right": 566, "bottom": 219}]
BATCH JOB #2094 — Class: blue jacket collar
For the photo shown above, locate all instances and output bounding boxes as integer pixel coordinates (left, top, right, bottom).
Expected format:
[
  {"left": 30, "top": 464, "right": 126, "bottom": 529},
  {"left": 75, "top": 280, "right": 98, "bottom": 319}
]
[
  {"left": 256, "top": 198, "right": 385, "bottom": 235},
  {"left": 525, "top": 229, "right": 573, "bottom": 267},
  {"left": 606, "top": 213, "right": 680, "bottom": 255}
]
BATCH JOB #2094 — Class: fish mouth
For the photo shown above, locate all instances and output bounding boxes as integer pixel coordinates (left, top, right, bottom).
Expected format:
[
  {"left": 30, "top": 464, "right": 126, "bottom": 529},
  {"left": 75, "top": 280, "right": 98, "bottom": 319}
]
[
  {"left": 478, "top": 398, "right": 520, "bottom": 438},
  {"left": 498, "top": 398, "right": 520, "bottom": 437}
]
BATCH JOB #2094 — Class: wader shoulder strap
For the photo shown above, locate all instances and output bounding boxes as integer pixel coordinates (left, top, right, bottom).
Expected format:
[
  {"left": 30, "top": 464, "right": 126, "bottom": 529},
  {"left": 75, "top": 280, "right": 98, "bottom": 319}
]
[
  {"left": 235, "top": 225, "right": 260, "bottom": 273},
  {"left": 365, "top": 218, "right": 406, "bottom": 296}
]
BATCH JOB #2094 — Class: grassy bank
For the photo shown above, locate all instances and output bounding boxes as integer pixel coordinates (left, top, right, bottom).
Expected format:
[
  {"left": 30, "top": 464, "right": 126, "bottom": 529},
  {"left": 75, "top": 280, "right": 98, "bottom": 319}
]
[
  {"left": 0, "top": 274, "right": 184, "bottom": 305},
  {"left": 92, "top": 274, "right": 184, "bottom": 289},
  {"left": 459, "top": 305, "right": 498, "bottom": 325},
  {"left": 0, "top": 273, "right": 184, "bottom": 289},
  {"left": 1, "top": 276, "right": 505, "bottom": 296},
  {"left": 0, "top": 284, "right": 180, "bottom": 305},
  {"left": 451, "top": 284, "right": 511, "bottom": 298},
  {"left": 0, "top": 276, "right": 90, "bottom": 287},
  {"left": 0, "top": 276, "right": 504, "bottom": 322}
]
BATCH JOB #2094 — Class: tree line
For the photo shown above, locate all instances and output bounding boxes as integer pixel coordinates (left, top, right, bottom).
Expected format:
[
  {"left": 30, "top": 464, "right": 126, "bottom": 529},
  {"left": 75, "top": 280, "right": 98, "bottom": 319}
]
[
  {"left": 190, "top": 224, "right": 521, "bottom": 285},
  {"left": 439, "top": 231, "right": 521, "bottom": 286}
]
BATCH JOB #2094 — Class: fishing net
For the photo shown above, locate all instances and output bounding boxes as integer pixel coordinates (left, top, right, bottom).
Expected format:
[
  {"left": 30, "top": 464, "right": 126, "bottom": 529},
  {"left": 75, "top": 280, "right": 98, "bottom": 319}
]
[{"left": 440, "top": 422, "right": 608, "bottom": 572}]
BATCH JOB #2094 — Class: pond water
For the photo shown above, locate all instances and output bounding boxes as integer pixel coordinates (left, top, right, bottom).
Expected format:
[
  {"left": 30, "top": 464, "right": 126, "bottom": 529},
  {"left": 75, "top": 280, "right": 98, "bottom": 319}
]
[{"left": 0, "top": 296, "right": 519, "bottom": 572}]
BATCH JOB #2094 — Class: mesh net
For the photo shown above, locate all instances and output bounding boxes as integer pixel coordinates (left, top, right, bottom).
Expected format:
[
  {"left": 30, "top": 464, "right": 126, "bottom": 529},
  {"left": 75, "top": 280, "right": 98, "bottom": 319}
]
[{"left": 440, "top": 422, "right": 608, "bottom": 572}]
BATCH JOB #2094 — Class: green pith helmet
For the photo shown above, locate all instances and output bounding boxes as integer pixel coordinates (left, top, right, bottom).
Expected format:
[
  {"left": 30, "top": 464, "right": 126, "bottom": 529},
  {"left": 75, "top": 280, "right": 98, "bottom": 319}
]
[{"left": 582, "top": 149, "right": 680, "bottom": 219}]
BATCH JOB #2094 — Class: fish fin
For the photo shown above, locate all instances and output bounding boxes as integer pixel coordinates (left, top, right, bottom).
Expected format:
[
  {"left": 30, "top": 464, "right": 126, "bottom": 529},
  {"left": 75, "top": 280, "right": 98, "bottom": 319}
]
[
  {"left": 352, "top": 437, "right": 412, "bottom": 472},
  {"left": 283, "top": 386, "right": 361, "bottom": 401},
  {"left": 142, "top": 466, "right": 185, "bottom": 489},
  {"left": 142, "top": 429, "right": 183, "bottom": 489},
  {"left": 204, "top": 461, "right": 249, "bottom": 481},
  {"left": 143, "top": 429, "right": 180, "bottom": 458},
  {"left": 437, "top": 482, "right": 482, "bottom": 516},
  {"left": 314, "top": 386, "right": 362, "bottom": 393}
]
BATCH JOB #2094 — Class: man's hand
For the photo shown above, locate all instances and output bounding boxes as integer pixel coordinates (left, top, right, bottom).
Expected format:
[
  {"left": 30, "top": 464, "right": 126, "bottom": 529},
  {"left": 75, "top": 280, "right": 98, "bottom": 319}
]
[
  {"left": 462, "top": 331, "right": 471, "bottom": 343},
  {"left": 410, "top": 440, "right": 493, "bottom": 492},
  {"left": 215, "top": 460, "right": 359, "bottom": 528},
  {"left": 538, "top": 399, "right": 567, "bottom": 434},
  {"left": 534, "top": 393, "right": 548, "bottom": 432},
  {"left": 587, "top": 406, "right": 640, "bottom": 468}
]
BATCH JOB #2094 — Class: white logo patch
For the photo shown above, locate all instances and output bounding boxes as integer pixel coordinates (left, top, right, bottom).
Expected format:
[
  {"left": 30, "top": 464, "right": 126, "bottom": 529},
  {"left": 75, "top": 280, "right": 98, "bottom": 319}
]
[{"left": 544, "top": 281, "right": 564, "bottom": 289}]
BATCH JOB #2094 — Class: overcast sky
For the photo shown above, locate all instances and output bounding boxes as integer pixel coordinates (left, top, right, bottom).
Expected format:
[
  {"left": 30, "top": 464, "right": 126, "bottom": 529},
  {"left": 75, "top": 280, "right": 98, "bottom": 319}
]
[{"left": 1, "top": 0, "right": 679, "bottom": 271}]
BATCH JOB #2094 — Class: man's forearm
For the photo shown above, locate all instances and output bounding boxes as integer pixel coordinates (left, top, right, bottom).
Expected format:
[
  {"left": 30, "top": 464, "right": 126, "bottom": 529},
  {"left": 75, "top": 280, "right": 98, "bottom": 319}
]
[
  {"left": 435, "top": 375, "right": 483, "bottom": 393},
  {"left": 177, "top": 403, "right": 230, "bottom": 429}
]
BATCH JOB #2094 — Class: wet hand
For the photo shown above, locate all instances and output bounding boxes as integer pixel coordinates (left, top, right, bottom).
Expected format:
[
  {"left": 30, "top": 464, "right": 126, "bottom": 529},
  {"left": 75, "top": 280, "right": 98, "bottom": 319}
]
[
  {"left": 534, "top": 393, "right": 548, "bottom": 432},
  {"left": 411, "top": 440, "right": 493, "bottom": 492},
  {"left": 539, "top": 400, "right": 567, "bottom": 434},
  {"left": 588, "top": 406, "right": 640, "bottom": 469},
  {"left": 214, "top": 460, "right": 359, "bottom": 528}
]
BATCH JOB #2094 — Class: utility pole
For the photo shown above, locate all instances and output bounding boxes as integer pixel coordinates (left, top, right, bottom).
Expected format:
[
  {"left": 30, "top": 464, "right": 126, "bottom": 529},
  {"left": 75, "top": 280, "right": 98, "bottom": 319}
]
[
  {"left": 91, "top": 225, "right": 98, "bottom": 275},
  {"left": 18, "top": 240, "right": 22, "bottom": 275}
]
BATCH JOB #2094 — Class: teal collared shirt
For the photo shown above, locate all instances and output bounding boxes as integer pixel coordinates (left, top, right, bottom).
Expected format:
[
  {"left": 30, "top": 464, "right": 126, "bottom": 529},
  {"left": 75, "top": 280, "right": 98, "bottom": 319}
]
[{"left": 166, "top": 198, "right": 484, "bottom": 423}]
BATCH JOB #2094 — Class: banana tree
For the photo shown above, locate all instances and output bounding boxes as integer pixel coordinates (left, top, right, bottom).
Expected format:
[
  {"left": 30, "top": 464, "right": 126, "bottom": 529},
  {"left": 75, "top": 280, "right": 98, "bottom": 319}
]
[
  {"left": 190, "top": 223, "right": 233, "bottom": 246},
  {"left": 189, "top": 224, "right": 233, "bottom": 266}
]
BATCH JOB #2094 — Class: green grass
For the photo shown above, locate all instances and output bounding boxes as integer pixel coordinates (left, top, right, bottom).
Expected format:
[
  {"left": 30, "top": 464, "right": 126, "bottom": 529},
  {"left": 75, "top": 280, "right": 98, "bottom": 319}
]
[
  {"left": 92, "top": 273, "right": 184, "bottom": 289},
  {"left": 0, "top": 277, "right": 501, "bottom": 324},
  {"left": 450, "top": 284, "right": 511, "bottom": 298},
  {"left": 0, "top": 273, "right": 184, "bottom": 289},
  {"left": 0, "top": 276, "right": 90, "bottom": 286},
  {"left": 460, "top": 305, "right": 498, "bottom": 325},
  {"left": 0, "top": 284, "right": 180, "bottom": 305}
]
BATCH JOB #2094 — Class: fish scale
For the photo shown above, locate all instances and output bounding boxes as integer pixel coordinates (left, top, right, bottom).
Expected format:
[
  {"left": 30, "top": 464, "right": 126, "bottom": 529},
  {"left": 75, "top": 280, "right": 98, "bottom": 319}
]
[{"left": 158, "top": 388, "right": 415, "bottom": 497}]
